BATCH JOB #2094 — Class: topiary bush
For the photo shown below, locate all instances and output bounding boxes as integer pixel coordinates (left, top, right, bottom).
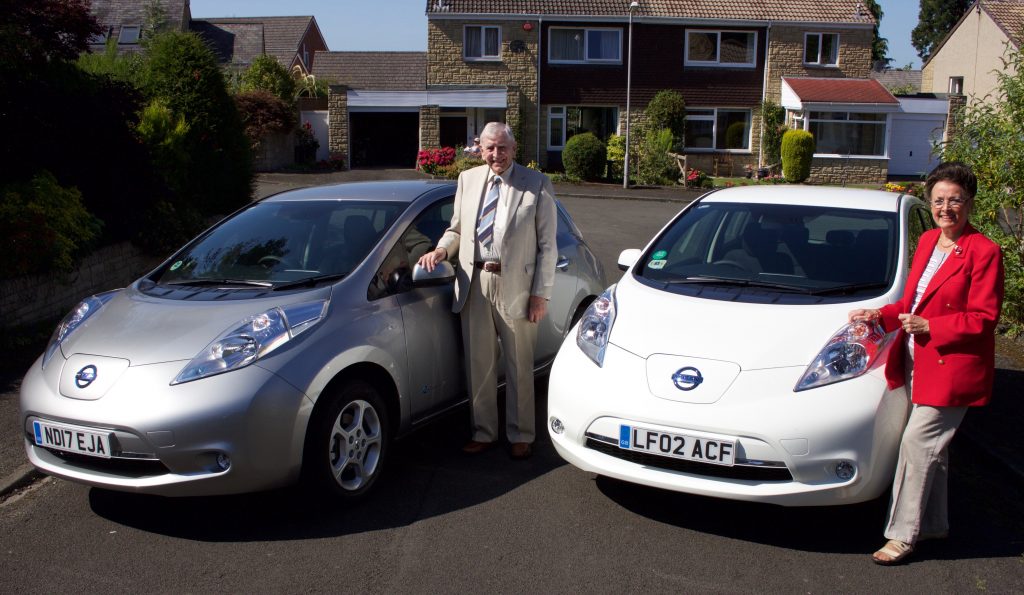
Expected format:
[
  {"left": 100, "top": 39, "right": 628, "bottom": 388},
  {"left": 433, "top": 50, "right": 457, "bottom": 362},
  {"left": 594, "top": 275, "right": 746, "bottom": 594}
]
[
  {"left": 562, "top": 132, "right": 606, "bottom": 181},
  {"left": 781, "top": 129, "right": 815, "bottom": 183},
  {"left": 0, "top": 171, "right": 102, "bottom": 279}
]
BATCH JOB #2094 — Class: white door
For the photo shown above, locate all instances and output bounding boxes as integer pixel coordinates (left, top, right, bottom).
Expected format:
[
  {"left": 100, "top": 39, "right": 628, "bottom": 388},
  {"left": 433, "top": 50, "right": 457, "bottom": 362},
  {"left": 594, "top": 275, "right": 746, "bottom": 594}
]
[
  {"left": 300, "top": 110, "right": 330, "bottom": 162},
  {"left": 889, "top": 116, "right": 945, "bottom": 177}
]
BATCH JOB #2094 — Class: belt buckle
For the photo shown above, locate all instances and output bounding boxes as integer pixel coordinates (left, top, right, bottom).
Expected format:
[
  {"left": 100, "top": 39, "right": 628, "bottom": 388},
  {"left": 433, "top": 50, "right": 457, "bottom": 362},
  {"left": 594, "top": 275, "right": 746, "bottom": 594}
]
[{"left": 483, "top": 261, "right": 499, "bottom": 273}]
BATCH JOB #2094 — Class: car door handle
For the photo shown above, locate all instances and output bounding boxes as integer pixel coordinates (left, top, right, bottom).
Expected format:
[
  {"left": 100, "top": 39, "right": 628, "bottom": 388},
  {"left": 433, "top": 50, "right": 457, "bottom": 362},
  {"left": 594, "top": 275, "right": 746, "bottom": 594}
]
[{"left": 556, "top": 256, "right": 570, "bottom": 271}]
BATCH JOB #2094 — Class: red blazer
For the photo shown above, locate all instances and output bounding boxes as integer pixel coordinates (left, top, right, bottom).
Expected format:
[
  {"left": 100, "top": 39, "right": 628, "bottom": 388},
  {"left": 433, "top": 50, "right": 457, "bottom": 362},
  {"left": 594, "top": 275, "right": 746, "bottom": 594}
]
[{"left": 879, "top": 225, "right": 1004, "bottom": 407}]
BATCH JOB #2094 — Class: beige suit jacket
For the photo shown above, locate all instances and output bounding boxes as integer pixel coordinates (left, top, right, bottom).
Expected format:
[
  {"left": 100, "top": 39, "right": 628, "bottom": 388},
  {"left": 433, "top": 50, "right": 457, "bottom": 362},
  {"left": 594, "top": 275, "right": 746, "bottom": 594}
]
[{"left": 437, "top": 163, "right": 558, "bottom": 319}]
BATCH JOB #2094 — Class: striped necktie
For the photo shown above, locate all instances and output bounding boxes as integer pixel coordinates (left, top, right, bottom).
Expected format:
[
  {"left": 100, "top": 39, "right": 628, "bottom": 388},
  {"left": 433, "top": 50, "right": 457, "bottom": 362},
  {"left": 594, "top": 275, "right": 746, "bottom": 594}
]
[{"left": 476, "top": 175, "right": 502, "bottom": 246}]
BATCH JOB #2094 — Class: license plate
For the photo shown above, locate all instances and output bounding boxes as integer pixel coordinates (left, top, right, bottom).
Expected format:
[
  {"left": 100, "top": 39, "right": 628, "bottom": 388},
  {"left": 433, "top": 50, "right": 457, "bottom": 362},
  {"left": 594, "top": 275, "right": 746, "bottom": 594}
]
[
  {"left": 33, "top": 420, "right": 112, "bottom": 459},
  {"left": 619, "top": 424, "right": 735, "bottom": 466}
]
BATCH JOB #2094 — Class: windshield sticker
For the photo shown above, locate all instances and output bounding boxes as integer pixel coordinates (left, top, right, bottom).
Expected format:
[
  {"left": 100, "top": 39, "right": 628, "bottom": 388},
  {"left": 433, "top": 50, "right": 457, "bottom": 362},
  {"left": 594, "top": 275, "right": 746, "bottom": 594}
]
[
  {"left": 648, "top": 259, "right": 667, "bottom": 269},
  {"left": 169, "top": 261, "right": 183, "bottom": 271},
  {"left": 652, "top": 250, "right": 668, "bottom": 260}
]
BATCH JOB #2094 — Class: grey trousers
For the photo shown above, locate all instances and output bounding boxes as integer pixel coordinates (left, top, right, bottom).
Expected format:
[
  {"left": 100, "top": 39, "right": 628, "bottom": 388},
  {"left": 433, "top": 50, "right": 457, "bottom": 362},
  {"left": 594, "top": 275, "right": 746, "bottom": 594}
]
[
  {"left": 461, "top": 269, "right": 538, "bottom": 444},
  {"left": 883, "top": 363, "right": 968, "bottom": 544}
]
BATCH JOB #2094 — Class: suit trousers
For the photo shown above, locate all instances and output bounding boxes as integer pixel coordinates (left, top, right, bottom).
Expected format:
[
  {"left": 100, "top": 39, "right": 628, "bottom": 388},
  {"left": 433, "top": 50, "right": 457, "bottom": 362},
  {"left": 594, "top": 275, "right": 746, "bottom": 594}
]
[
  {"left": 883, "top": 361, "right": 968, "bottom": 544},
  {"left": 461, "top": 269, "right": 538, "bottom": 444}
]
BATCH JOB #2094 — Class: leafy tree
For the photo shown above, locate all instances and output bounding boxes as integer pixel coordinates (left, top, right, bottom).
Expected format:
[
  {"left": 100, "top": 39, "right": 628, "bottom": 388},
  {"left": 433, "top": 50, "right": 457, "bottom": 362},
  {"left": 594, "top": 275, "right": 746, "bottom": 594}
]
[
  {"left": 863, "top": 0, "right": 890, "bottom": 67},
  {"left": 241, "top": 54, "right": 298, "bottom": 103},
  {"left": 644, "top": 90, "right": 687, "bottom": 151},
  {"left": 235, "top": 91, "right": 298, "bottom": 150},
  {"left": 0, "top": 0, "right": 99, "bottom": 66},
  {"left": 941, "top": 44, "right": 1024, "bottom": 332},
  {"left": 912, "top": 0, "right": 972, "bottom": 61}
]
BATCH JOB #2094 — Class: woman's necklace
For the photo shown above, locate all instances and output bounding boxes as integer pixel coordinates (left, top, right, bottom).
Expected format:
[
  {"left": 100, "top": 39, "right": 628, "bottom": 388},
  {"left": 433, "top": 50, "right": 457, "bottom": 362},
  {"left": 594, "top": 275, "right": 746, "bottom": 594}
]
[{"left": 938, "top": 235, "right": 962, "bottom": 254}]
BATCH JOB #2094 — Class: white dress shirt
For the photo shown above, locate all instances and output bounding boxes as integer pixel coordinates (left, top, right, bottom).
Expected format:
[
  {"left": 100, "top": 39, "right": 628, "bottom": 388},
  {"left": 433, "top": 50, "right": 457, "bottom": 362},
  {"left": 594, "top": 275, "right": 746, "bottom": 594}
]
[{"left": 475, "top": 163, "right": 514, "bottom": 262}]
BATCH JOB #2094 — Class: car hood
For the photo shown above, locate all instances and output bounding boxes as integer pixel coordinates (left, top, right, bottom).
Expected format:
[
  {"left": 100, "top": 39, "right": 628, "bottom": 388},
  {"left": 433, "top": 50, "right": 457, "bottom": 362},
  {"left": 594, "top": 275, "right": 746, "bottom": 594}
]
[
  {"left": 609, "top": 278, "right": 885, "bottom": 370},
  {"left": 59, "top": 285, "right": 333, "bottom": 366}
]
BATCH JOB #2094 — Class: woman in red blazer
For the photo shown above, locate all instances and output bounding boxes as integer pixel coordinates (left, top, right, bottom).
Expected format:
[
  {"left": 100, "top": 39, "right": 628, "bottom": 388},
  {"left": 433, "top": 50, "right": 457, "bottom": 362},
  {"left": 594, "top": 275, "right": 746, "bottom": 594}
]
[{"left": 849, "top": 162, "right": 1004, "bottom": 565}]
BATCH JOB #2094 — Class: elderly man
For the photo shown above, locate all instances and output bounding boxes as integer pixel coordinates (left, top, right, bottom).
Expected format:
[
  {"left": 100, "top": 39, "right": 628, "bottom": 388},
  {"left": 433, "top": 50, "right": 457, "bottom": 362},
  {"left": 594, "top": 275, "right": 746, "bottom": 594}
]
[{"left": 417, "top": 122, "right": 557, "bottom": 459}]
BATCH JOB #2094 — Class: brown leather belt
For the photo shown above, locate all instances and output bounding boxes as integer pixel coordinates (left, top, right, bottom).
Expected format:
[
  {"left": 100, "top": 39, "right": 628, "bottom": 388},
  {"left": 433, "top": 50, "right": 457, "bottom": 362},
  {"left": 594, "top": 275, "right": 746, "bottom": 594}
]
[{"left": 474, "top": 261, "right": 501, "bottom": 273}]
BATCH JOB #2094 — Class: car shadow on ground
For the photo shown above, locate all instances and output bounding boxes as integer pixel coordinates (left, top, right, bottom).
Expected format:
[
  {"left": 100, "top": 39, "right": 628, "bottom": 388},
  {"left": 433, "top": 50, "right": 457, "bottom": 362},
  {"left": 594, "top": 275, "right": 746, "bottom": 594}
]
[
  {"left": 86, "top": 388, "right": 566, "bottom": 542},
  {"left": 594, "top": 432, "right": 1024, "bottom": 561}
]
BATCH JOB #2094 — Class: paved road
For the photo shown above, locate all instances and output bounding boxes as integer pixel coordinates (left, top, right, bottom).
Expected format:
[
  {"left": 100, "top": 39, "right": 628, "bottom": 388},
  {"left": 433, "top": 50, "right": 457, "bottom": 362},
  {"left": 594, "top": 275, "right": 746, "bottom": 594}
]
[{"left": 2, "top": 180, "right": 1022, "bottom": 593}]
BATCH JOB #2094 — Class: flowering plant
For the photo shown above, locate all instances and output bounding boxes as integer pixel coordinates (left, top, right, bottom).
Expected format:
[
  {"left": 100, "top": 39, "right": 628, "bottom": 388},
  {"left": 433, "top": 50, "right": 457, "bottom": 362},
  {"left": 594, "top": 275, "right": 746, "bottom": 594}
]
[
  {"left": 417, "top": 147, "right": 457, "bottom": 175},
  {"left": 685, "top": 168, "right": 707, "bottom": 188}
]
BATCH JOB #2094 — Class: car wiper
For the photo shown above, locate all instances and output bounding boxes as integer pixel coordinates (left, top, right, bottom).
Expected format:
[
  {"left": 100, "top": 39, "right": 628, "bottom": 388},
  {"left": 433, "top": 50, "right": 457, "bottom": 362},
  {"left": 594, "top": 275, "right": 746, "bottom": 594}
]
[
  {"left": 273, "top": 273, "right": 348, "bottom": 291},
  {"left": 662, "top": 276, "right": 811, "bottom": 293},
  {"left": 166, "top": 279, "right": 274, "bottom": 288},
  {"left": 807, "top": 282, "right": 890, "bottom": 296}
]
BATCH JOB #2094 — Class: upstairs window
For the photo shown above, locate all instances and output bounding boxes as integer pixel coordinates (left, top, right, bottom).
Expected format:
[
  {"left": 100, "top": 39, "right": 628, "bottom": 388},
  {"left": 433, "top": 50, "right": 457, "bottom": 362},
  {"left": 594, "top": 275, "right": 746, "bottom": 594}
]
[
  {"left": 804, "top": 33, "right": 839, "bottom": 66},
  {"left": 948, "top": 76, "right": 964, "bottom": 94},
  {"left": 118, "top": 25, "right": 141, "bottom": 44},
  {"left": 685, "top": 30, "right": 756, "bottom": 68},
  {"left": 549, "top": 27, "right": 622, "bottom": 63},
  {"left": 465, "top": 25, "right": 501, "bottom": 61}
]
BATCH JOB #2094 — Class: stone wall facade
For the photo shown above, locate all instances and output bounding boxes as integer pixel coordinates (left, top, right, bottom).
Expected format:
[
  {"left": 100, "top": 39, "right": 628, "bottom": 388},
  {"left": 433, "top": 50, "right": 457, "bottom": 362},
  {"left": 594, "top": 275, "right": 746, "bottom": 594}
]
[
  {"left": 1, "top": 243, "right": 163, "bottom": 330},
  {"left": 765, "top": 26, "right": 873, "bottom": 100},
  {"left": 428, "top": 19, "right": 540, "bottom": 163},
  {"left": 808, "top": 157, "right": 887, "bottom": 185},
  {"left": 420, "top": 105, "right": 440, "bottom": 149},
  {"left": 945, "top": 94, "right": 967, "bottom": 142},
  {"left": 327, "top": 85, "right": 350, "bottom": 169}
]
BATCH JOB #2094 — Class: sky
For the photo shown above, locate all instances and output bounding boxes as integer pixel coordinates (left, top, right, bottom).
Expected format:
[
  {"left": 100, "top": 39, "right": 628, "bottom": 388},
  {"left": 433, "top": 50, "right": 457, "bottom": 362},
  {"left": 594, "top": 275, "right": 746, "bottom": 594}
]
[{"left": 191, "top": 0, "right": 923, "bottom": 69}]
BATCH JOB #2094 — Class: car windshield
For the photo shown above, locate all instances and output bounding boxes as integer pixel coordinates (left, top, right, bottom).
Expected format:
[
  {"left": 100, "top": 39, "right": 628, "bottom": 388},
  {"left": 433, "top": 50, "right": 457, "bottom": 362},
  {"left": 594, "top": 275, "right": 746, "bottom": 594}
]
[
  {"left": 637, "top": 201, "right": 898, "bottom": 297},
  {"left": 154, "top": 200, "right": 407, "bottom": 286}
]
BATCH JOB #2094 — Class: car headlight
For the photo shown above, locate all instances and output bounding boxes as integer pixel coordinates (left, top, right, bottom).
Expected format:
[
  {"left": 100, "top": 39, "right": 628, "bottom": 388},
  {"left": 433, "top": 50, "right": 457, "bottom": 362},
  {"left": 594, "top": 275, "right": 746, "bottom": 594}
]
[
  {"left": 42, "top": 291, "right": 119, "bottom": 368},
  {"left": 172, "top": 300, "right": 328, "bottom": 385},
  {"left": 795, "top": 320, "right": 893, "bottom": 391},
  {"left": 576, "top": 285, "right": 617, "bottom": 367}
]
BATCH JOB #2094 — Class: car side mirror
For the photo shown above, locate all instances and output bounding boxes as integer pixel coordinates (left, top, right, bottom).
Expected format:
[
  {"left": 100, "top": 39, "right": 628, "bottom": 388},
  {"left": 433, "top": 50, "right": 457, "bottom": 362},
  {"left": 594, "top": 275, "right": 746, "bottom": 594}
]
[
  {"left": 412, "top": 261, "right": 455, "bottom": 286},
  {"left": 618, "top": 248, "right": 642, "bottom": 271}
]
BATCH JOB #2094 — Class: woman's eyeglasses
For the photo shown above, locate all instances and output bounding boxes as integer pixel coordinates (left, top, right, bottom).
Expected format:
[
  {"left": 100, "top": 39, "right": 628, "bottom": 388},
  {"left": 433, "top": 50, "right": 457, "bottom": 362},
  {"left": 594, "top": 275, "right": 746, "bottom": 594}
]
[{"left": 931, "top": 198, "right": 965, "bottom": 208}]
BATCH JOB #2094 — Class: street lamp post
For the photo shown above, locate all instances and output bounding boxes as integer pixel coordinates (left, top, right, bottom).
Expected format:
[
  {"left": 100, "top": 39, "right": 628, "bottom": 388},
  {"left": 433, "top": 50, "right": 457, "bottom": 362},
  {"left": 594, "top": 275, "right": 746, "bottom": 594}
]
[{"left": 623, "top": 1, "right": 639, "bottom": 189}]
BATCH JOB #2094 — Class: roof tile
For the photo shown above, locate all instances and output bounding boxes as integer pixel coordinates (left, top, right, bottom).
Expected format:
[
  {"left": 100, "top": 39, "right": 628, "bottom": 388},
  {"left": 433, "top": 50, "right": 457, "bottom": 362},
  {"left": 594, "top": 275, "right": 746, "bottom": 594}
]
[
  {"left": 199, "top": 16, "right": 314, "bottom": 67},
  {"left": 983, "top": 0, "right": 1024, "bottom": 48},
  {"left": 312, "top": 52, "right": 428, "bottom": 91},
  {"left": 784, "top": 77, "right": 898, "bottom": 103}
]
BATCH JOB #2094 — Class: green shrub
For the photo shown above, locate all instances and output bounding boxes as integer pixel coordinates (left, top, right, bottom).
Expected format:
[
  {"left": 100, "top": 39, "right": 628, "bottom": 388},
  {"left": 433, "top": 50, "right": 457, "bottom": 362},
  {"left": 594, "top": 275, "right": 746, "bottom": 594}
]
[
  {"left": 141, "top": 31, "right": 253, "bottom": 214},
  {"left": 0, "top": 171, "right": 102, "bottom": 279},
  {"left": 235, "top": 91, "right": 297, "bottom": 151},
  {"left": 562, "top": 132, "right": 607, "bottom": 181},
  {"left": 636, "top": 128, "right": 677, "bottom": 185},
  {"left": 606, "top": 134, "right": 626, "bottom": 180},
  {"left": 240, "top": 55, "right": 297, "bottom": 103},
  {"left": 644, "top": 90, "right": 686, "bottom": 151},
  {"left": 437, "top": 156, "right": 486, "bottom": 179},
  {"left": 781, "top": 129, "right": 815, "bottom": 183},
  {"left": 760, "top": 100, "right": 786, "bottom": 166}
]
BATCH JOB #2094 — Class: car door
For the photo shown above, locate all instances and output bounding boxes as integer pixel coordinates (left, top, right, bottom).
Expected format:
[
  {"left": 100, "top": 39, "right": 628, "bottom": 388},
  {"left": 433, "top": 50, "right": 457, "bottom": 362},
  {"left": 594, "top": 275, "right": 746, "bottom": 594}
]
[{"left": 376, "top": 196, "right": 464, "bottom": 420}]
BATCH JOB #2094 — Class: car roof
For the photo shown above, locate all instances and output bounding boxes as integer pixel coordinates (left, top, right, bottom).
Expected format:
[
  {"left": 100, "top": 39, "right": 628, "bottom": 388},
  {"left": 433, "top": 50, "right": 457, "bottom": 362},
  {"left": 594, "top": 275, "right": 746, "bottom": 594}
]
[
  {"left": 700, "top": 185, "right": 906, "bottom": 212},
  {"left": 262, "top": 180, "right": 457, "bottom": 204}
]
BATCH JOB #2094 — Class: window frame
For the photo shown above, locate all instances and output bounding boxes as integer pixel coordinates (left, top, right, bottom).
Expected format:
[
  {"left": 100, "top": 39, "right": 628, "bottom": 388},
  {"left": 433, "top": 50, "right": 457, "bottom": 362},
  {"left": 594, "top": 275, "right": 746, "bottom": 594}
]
[
  {"left": 546, "top": 105, "right": 620, "bottom": 151},
  {"left": 683, "top": 29, "right": 757, "bottom": 68},
  {"left": 803, "top": 32, "right": 840, "bottom": 67},
  {"left": 548, "top": 26, "right": 623, "bottom": 64},
  {"left": 806, "top": 110, "right": 889, "bottom": 158},
  {"left": 464, "top": 25, "right": 502, "bottom": 61},
  {"left": 118, "top": 25, "right": 141, "bottom": 45},
  {"left": 683, "top": 107, "right": 753, "bottom": 152},
  {"left": 948, "top": 76, "right": 964, "bottom": 94}
]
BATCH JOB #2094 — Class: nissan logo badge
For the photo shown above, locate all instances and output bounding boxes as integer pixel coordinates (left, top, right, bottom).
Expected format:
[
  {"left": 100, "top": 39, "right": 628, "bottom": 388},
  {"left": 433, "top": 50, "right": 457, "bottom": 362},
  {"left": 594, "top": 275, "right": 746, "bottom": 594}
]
[
  {"left": 672, "top": 366, "right": 703, "bottom": 391},
  {"left": 75, "top": 365, "right": 98, "bottom": 389}
]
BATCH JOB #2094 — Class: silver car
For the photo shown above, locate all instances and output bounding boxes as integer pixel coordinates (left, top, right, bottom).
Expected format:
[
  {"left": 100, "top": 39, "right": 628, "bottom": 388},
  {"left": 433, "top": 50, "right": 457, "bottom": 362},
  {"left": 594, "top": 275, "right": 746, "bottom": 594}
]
[{"left": 20, "top": 180, "right": 605, "bottom": 498}]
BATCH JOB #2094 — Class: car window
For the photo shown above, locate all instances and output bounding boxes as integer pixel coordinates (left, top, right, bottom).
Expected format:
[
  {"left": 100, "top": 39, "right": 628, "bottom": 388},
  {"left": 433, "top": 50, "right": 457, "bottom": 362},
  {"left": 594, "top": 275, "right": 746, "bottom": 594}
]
[
  {"left": 155, "top": 200, "right": 406, "bottom": 285},
  {"left": 637, "top": 201, "right": 899, "bottom": 297},
  {"left": 556, "top": 209, "right": 577, "bottom": 250},
  {"left": 368, "top": 196, "right": 454, "bottom": 300}
]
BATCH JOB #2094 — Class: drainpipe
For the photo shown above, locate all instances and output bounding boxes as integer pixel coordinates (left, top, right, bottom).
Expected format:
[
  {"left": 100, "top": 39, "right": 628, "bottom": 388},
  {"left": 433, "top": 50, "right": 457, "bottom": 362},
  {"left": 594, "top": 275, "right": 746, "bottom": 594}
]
[{"left": 536, "top": 14, "right": 543, "bottom": 166}]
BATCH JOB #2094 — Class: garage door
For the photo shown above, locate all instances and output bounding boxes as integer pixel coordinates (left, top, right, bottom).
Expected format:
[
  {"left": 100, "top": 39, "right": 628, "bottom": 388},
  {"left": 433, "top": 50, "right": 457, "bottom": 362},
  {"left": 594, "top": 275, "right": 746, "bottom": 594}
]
[
  {"left": 889, "top": 116, "right": 945, "bottom": 177},
  {"left": 350, "top": 112, "right": 419, "bottom": 168}
]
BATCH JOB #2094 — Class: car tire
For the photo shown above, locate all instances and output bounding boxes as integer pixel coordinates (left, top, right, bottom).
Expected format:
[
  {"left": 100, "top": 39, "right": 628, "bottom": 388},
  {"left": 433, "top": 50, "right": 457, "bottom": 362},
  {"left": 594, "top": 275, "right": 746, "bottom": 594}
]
[{"left": 304, "top": 380, "right": 390, "bottom": 500}]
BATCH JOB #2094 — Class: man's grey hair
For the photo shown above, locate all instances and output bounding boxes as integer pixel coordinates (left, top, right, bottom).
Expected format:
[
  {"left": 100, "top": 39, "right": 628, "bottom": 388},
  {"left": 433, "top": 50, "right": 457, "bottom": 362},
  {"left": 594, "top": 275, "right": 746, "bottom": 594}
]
[{"left": 480, "top": 122, "right": 515, "bottom": 144}]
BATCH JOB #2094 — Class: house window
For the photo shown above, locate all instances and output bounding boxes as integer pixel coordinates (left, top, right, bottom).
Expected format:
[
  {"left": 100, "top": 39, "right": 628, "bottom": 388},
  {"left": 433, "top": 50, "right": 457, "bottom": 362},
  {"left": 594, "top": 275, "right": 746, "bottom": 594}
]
[
  {"left": 118, "top": 25, "right": 141, "bottom": 44},
  {"left": 465, "top": 25, "right": 501, "bottom": 60},
  {"left": 684, "top": 108, "right": 752, "bottom": 151},
  {"left": 684, "top": 30, "right": 756, "bottom": 67},
  {"left": 804, "top": 33, "right": 839, "bottom": 66},
  {"left": 549, "top": 27, "right": 622, "bottom": 63},
  {"left": 948, "top": 76, "right": 964, "bottom": 94},
  {"left": 808, "top": 111, "right": 887, "bottom": 157},
  {"left": 548, "top": 106, "right": 619, "bottom": 149}
]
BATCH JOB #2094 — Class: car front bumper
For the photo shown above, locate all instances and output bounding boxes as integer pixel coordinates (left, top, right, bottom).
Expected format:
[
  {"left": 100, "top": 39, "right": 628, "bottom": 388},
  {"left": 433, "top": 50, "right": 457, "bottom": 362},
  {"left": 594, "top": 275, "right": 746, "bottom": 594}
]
[
  {"left": 547, "top": 339, "right": 909, "bottom": 507},
  {"left": 20, "top": 356, "right": 314, "bottom": 497}
]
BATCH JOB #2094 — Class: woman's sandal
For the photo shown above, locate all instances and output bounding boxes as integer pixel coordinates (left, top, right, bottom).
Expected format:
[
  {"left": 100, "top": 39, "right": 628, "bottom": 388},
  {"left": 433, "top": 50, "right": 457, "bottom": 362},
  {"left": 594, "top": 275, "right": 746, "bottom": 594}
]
[{"left": 872, "top": 539, "right": 914, "bottom": 565}]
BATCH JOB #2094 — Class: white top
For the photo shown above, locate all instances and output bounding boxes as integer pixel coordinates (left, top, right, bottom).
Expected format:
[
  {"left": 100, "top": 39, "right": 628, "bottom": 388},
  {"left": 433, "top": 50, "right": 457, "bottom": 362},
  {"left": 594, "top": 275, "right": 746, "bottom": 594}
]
[
  {"left": 907, "top": 246, "right": 949, "bottom": 356},
  {"left": 475, "top": 163, "right": 514, "bottom": 262}
]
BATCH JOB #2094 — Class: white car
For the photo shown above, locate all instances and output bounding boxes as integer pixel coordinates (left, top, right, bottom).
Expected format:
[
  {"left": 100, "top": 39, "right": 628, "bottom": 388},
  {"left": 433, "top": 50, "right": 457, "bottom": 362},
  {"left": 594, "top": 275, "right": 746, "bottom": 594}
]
[{"left": 548, "top": 185, "right": 933, "bottom": 506}]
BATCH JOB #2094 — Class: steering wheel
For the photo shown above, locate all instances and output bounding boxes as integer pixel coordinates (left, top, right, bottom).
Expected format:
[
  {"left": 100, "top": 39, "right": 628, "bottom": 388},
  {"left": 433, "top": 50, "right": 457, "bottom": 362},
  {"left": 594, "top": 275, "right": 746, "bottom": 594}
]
[
  {"left": 711, "top": 259, "right": 745, "bottom": 270},
  {"left": 258, "top": 255, "right": 287, "bottom": 269}
]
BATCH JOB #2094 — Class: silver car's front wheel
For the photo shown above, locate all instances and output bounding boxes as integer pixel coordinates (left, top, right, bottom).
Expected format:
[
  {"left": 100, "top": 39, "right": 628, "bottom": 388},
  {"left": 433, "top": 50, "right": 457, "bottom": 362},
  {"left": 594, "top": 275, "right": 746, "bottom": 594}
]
[{"left": 306, "top": 380, "right": 389, "bottom": 499}]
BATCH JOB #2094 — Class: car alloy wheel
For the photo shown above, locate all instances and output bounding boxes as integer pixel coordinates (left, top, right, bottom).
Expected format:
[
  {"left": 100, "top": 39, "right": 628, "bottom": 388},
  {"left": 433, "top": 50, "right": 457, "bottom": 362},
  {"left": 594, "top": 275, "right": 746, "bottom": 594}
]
[{"left": 307, "top": 380, "right": 389, "bottom": 498}]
